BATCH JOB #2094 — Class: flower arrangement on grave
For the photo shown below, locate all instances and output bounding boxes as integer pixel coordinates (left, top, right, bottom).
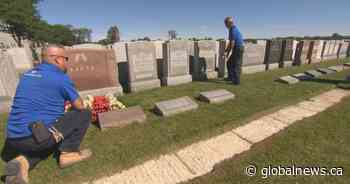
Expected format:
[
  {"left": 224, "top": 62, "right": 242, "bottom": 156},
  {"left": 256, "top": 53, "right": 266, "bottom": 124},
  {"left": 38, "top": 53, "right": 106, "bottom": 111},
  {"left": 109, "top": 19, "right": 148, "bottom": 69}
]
[{"left": 64, "top": 93, "right": 126, "bottom": 122}]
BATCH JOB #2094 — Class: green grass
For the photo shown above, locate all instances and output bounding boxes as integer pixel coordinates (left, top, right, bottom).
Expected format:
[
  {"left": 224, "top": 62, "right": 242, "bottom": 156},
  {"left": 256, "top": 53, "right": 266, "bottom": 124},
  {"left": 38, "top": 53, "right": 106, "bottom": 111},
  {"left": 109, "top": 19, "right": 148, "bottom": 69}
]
[
  {"left": 182, "top": 94, "right": 350, "bottom": 184},
  {"left": 0, "top": 59, "right": 349, "bottom": 184}
]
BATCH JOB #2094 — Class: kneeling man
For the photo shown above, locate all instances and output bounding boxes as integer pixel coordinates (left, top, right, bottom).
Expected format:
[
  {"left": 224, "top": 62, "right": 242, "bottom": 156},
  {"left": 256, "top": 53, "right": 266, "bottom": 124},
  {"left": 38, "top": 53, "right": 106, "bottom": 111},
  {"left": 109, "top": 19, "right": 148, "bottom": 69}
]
[{"left": 3, "top": 45, "right": 92, "bottom": 184}]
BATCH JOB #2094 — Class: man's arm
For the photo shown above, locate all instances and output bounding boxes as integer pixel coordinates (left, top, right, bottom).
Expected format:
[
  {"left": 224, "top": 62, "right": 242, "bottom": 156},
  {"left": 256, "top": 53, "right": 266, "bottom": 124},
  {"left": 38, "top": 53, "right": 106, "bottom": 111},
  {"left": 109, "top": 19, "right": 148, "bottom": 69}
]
[
  {"left": 62, "top": 76, "right": 86, "bottom": 110},
  {"left": 225, "top": 41, "right": 233, "bottom": 57}
]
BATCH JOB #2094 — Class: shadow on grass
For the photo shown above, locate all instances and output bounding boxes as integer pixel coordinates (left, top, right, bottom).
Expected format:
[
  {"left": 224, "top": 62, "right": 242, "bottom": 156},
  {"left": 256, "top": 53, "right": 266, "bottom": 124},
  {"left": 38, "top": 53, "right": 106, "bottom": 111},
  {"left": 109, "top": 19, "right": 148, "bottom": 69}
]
[{"left": 304, "top": 78, "right": 350, "bottom": 85}]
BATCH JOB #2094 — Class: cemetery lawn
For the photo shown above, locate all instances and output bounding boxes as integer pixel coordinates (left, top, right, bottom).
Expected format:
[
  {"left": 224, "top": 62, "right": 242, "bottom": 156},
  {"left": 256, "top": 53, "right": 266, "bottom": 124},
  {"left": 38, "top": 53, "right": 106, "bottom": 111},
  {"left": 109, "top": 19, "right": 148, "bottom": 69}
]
[
  {"left": 0, "top": 59, "right": 349, "bottom": 184},
  {"left": 182, "top": 94, "right": 350, "bottom": 184}
]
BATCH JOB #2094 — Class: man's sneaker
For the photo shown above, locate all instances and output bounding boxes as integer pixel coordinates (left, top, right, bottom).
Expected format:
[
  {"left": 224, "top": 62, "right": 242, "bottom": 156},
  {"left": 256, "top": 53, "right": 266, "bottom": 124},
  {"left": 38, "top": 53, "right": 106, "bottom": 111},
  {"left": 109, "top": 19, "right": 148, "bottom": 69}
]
[
  {"left": 5, "top": 156, "right": 29, "bottom": 184},
  {"left": 59, "top": 149, "right": 92, "bottom": 169}
]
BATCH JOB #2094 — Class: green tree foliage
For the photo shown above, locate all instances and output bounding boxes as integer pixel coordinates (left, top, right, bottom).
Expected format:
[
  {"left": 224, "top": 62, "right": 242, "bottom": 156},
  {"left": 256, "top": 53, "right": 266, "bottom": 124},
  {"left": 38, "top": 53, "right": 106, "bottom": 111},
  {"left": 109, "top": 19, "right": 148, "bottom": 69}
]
[
  {"left": 97, "top": 38, "right": 110, "bottom": 45},
  {"left": 72, "top": 28, "right": 92, "bottom": 44},
  {"left": 0, "top": 0, "right": 42, "bottom": 46}
]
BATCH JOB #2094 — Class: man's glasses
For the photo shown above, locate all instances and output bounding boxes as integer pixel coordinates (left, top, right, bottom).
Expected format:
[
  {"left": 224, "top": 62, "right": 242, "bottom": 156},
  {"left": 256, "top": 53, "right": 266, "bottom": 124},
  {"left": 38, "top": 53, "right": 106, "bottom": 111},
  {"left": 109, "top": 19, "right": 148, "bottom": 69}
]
[{"left": 50, "top": 55, "right": 69, "bottom": 62}]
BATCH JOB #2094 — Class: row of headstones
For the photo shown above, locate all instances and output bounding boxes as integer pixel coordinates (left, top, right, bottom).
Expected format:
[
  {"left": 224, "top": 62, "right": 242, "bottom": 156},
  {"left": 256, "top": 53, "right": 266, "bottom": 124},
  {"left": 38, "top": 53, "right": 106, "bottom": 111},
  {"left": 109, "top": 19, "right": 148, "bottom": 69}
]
[
  {"left": 279, "top": 64, "right": 348, "bottom": 84},
  {"left": 98, "top": 89, "right": 235, "bottom": 130},
  {"left": 1, "top": 39, "right": 349, "bottom": 99},
  {"left": 68, "top": 39, "right": 350, "bottom": 96}
]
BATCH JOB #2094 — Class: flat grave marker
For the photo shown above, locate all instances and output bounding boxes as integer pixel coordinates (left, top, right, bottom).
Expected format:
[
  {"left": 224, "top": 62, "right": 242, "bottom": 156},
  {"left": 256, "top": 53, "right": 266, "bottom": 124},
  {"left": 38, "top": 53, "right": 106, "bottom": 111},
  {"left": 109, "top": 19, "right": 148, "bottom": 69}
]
[
  {"left": 278, "top": 76, "right": 300, "bottom": 84},
  {"left": 154, "top": 96, "right": 198, "bottom": 117},
  {"left": 198, "top": 89, "right": 235, "bottom": 103},
  {"left": 328, "top": 65, "right": 344, "bottom": 72},
  {"left": 292, "top": 73, "right": 313, "bottom": 81},
  {"left": 305, "top": 70, "right": 323, "bottom": 78},
  {"left": 317, "top": 68, "right": 336, "bottom": 75},
  {"left": 98, "top": 106, "right": 146, "bottom": 130}
]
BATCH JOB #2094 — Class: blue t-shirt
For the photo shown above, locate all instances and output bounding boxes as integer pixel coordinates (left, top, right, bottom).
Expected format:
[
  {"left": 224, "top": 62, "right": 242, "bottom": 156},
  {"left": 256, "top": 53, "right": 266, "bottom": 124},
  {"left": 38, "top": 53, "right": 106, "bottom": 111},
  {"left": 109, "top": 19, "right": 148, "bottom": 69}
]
[
  {"left": 229, "top": 26, "right": 244, "bottom": 47},
  {"left": 6, "top": 62, "right": 79, "bottom": 138}
]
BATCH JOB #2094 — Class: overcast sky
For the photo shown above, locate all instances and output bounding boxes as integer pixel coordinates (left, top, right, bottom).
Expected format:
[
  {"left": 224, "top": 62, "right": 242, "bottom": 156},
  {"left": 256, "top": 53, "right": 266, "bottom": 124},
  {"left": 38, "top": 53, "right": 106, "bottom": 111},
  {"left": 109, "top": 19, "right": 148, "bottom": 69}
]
[{"left": 38, "top": 0, "right": 350, "bottom": 41}]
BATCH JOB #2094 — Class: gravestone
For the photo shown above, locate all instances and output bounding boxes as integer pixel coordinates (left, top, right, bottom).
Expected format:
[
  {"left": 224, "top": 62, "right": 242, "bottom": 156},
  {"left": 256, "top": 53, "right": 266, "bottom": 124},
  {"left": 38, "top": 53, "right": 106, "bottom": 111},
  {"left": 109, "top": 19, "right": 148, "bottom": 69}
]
[
  {"left": 154, "top": 41, "right": 164, "bottom": 59},
  {"left": 66, "top": 48, "right": 123, "bottom": 96},
  {"left": 278, "top": 76, "right": 299, "bottom": 84},
  {"left": 198, "top": 89, "right": 235, "bottom": 103},
  {"left": 0, "top": 96, "right": 12, "bottom": 113},
  {"left": 191, "top": 41, "right": 218, "bottom": 80},
  {"left": 0, "top": 52, "right": 19, "bottom": 97},
  {"left": 112, "top": 42, "right": 127, "bottom": 63},
  {"left": 6, "top": 48, "right": 33, "bottom": 74},
  {"left": 295, "top": 40, "right": 311, "bottom": 65},
  {"left": 325, "top": 40, "right": 337, "bottom": 60},
  {"left": 334, "top": 41, "right": 342, "bottom": 58},
  {"left": 162, "top": 40, "right": 192, "bottom": 86},
  {"left": 305, "top": 70, "right": 323, "bottom": 78},
  {"left": 265, "top": 40, "right": 283, "bottom": 70},
  {"left": 316, "top": 40, "right": 325, "bottom": 60},
  {"left": 154, "top": 96, "right": 198, "bottom": 116},
  {"left": 281, "top": 40, "right": 294, "bottom": 67},
  {"left": 218, "top": 40, "right": 230, "bottom": 77},
  {"left": 322, "top": 41, "right": 331, "bottom": 60},
  {"left": 243, "top": 41, "right": 267, "bottom": 66},
  {"left": 126, "top": 41, "right": 161, "bottom": 92},
  {"left": 72, "top": 44, "right": 106, "bottom": 49},
  {"left": 98, "top": 106, "right": 146, "bottom": 130},
  {"left": 292, "top": 40, "right": 298, "bottom": 61},
  {"left": 328, "top": 65, "right": 344, "bottom": 72},
  {"left": 292, "top": 73, "right": 313, "bottom": 80},
  {"left": 242, "top": 65, "right": 266, "bottom": 74},
  {"left": 309, "top": 40, "right": 321, "bottom": 63},
  {"left": 242, "top": 41, "right": 267, "bottom": 73},
  {"left": 317, "top": 68, "right": 336, "bottom": 75},
  {"left": 338, "top": 41, "right": 349, "bottom": 59}
]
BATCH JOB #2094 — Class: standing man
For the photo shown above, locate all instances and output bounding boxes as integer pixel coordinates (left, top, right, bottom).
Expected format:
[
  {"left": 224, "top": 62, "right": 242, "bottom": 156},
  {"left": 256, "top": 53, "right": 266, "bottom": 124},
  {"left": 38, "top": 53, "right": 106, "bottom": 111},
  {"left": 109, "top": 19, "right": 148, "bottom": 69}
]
[
  {"left": 2, "top": 45, "right": 92, "bottom": 184},
  {"left": 224, "top": 17, "right": 245, "bottom": 85}
]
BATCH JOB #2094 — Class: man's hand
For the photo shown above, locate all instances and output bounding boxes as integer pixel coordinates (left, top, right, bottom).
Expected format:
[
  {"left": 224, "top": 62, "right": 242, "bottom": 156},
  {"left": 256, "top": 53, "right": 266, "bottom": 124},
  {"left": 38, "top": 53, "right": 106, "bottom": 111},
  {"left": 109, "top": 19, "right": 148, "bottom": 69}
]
[
  {"left": 225, "top": 41, "right": 234, "bottom": 58},
  {"left": 72, "top": 97, "right": 85, "bottom": 111}
]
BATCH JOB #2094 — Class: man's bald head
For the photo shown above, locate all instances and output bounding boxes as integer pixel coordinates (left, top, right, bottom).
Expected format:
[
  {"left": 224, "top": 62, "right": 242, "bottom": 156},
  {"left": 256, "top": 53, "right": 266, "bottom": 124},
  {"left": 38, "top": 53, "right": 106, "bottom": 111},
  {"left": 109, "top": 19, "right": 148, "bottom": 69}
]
[
  {"left": 224, "top": 17, "right": 234, "bottom": 29},
  {"left": 41, "top": 44, "right": 69, "bottom": 73}
]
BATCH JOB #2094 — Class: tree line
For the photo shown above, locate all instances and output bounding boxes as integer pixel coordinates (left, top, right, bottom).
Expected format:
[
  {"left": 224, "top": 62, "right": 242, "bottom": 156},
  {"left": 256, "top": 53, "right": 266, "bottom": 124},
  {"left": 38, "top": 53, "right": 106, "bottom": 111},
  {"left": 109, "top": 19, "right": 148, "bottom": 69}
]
[{"left": 0, "top": 0, "right": 94, "bottom": 46}]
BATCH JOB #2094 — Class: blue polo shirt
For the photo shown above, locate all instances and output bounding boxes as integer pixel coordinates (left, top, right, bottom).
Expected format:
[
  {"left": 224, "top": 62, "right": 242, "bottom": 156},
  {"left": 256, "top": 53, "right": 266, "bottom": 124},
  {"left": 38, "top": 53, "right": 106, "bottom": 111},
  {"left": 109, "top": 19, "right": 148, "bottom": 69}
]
[
  {"left": 229, "top": 26, "right": 244, "bottom": 47},
  {"left": 6, "top": 62, "right": 79, "bottom": 138}
]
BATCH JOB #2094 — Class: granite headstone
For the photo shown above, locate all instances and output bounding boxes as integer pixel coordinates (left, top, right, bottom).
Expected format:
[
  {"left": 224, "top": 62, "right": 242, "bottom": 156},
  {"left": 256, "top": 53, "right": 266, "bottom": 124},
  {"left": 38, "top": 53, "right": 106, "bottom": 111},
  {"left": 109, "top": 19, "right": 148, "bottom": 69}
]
[
  {"left": 0, "top": 52, "right": 19, "bottom": 97},
  {"left": 6, "top": 48, "right": 33, "bottom": 74},
  {"left": 265, "top": 40, "right": 283, "bottom": 70},
  {"left": 191, "top": 40, "right": 218, "bottom": 80},
  {"left": 218, "top": 40, "right": 230, "bottom": 77},
  {"left": 281, "top": 40, "right": 294, "bottom": 67},
  {"left": 126, "top": 41, "right": 161, "bottom": 92},
  {"left": 162, "top": 40, "right": 192, "bottom": 86},
  {"left": 66, "top": 48, "right": 123, "bottom": 96},
  {"left": 242, "top": 41, "right": 267, "bottom": 74}
]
